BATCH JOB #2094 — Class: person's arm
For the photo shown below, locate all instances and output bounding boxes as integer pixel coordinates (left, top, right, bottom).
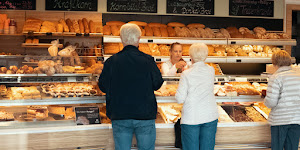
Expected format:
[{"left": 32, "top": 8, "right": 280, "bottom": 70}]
[
  {"left": 161, "top": 62, "right": 177, "bottom": 76},
  {"left": 264, "top": 75, "right": 281, "bottom": 108},
  {"left": 150, "top": 58, "right": 164, "bottom": 91},
  {"left": 175, "top": 73, "right": 188, "bottom": 104},
  {"left": 98, "top": 58, "right": 112, "bottom": 93}
]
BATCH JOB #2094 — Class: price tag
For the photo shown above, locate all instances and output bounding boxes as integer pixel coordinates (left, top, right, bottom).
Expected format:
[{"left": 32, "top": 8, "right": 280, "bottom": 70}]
[
  {"left": 68, "top": 77, "right": 77, "bottom": 82},
  {"left": 229, "top": 78, "right": 236, "bottom": 82},
  {"left": 218, "top": 78, "right": 225, "bottom": 82},
  {"left": 46, "top": 32, "right": 52, "bottom": 36},
  {"left": 76, "top": 77, "right": 84, "bottom": 82},
  {"left": 236, "top": 59, "right": 242, "bottom": 63},
  {"left": 155, "top": 58, "right": 161, "bottom": 62},
  {"left": 231, "top": 41, "right": 236, "bottom": 44},
  {"left": 75, "top": 107, "right": 101, "bottom": 125},
  {"left": 235, "top": 78, "right": 247, "bottom": 82},
  {"left": 148, "top": 39, "right": 154, "bottom": 43},
  {"left": 84, "top": 33, "right": 90, "bottom": 37},
  {"left": 97, "top": 57, "right": 104, "bottom": 61},
  {"left": 76, "top": 33, "right": 82, "bottom": 36}
]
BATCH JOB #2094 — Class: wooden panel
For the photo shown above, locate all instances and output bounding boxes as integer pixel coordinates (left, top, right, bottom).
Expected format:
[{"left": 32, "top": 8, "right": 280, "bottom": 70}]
[
  {"left": 0, "top": 129, "right": 109, "bottom": 150},
  {"left": 25, "top": 11, "right": 64, "bottom": 22},
  {"left": 0, "top": 10, "right": 26, "bottom": 33}
]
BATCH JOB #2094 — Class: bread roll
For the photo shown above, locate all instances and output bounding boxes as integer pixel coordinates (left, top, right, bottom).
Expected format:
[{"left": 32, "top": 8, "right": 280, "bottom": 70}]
[
  {"left": 25, "top": 38, "right": 32, "bottom": 43},
  {"left": 205, "top": 28, "right": 215, "bottom": 38},
  {"left": 243, "top": 32, "right": 255, "bottom": 38},
  {"left": 141, "top": 28, "right": 146, "bottom": 36},
  {"left": 82, "top": 18, "right": 89, "bottom": 33},
  {"left": 42, "top": 21, "right": 55, "bottom": 27},
  {"left": 145, "top": 26, "right": 153, "bottom": 36},
  {"left": 56, "top": 23, "right": 63, "bottom": 32},
  {"left": 106, "top": 21, "right": 126, "bottom": 26},
  {"left": 187, "top": 23, "right": 205, "bottom": 29},
  {"left": 111, "top": 25, "right": 120, "bottom": 36},
  {"left": 160, "top": 27, "right": 168, "bottom": 37},
  {"left": 220, "top": 28, "right": 231, "bottom": 38},
  {"left": 239, "top": 27, "right": 251, "bottom": 34},
  {"left": 103, "top": 25, "right": 111, "bottom": 35},
  {"left": 152, "top": 27, "right": 161, "bottom": 37},
  {"left": 59, "top": 19, "right": 69, "bottom": 32},
  {"left": 148, "top": 23, "right": 162, "bottom": 28},
  {"left": 253, "top": 27, "right": 266, "bottom": 34},
  {"left": 66, "top": 19, "right": 75, "bottom": 32},
  {"left": 207, "top": 45, "right": 215, "bottom": 53},
  {"left": 230, "top": 32, "right": 243, "bottom": 38},
  {"left": 182, "top": 27, "right": 192, "bottom": 37},
  {"left": 215, "top": 32, "right": 226, "bottom": 38},
  {"left": 128, "top": 21, "right": 147, "bottom": 27},
  {"left": 78, "top": 19, "right": 84, "bottom": 33},
  {"left": 167, "top": 27, "right": 176, "bottom": 37},
  {"left": 89, "top": 20, "right": 95, "bottom": 33},
  {"left": 226, "top": 27, "right": 239, "bottom": 34},
  {"left": 167, "top": 22, "right": 185, "bottom": 27},
  {"left": 32, "top": 39, "right": 39, "bottom": 44},
  {"left": 72, "top": 20, "right": 80, "bottom": 33}
]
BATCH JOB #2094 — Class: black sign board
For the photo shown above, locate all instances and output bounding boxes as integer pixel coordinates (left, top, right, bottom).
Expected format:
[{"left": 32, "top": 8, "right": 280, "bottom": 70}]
[
  {"left": 229, "top": 0, "right": 274, "bottom": 17},
  {"left": 166, "top": 0, "right": 214, "bottom": 15},
  {"left": 75, "top": 106, "right": 101, "bottom": 125},
  {"left": 45, "top": 0, "right": 97, "bottom": 11},
  {"left": 0, "top": 0, "right": 36, "bottom": 10},
  {"left": 107, "top": 0, "right": 157, "bottom": 13}
]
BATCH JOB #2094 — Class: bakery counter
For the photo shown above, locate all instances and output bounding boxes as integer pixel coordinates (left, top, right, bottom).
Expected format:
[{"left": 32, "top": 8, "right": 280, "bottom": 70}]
[
  {"left": 0, "top": 96, "right": 105, "bottom": 106},
  {"left": 163, "top": 75, "right": 269, "bottom": 82},
  {"left": 156, "top": 96, "right": 263, "bottom": 103},
  {"left": 22, "top": 32, "right": 103, "bottom": 37},
  {"left": 226, "top": 56, "right": 296, "bottom": 63}
]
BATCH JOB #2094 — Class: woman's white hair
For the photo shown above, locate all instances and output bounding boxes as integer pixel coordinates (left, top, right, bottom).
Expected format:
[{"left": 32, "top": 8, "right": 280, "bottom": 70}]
[
  {"left": 189, "top": 43, "right": 208, "bottom": 62},
  {"left": 120, "top": 23, "right": 141, "bottom": 46}
]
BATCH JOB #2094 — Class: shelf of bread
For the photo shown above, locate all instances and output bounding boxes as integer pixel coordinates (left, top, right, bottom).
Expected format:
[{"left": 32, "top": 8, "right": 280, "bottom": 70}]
[
  {"left": 22, "top": 32, "right": 103, "bottom": 37},
  {"left": 162, "top": 75, "right": 268, "bottom": 82},
  {"left": 226, "top": 56, "right": 296, "bottom": 63},
  {"left": 228, "top": 38, "right": 296, "bottom": 46},
  {"left": 21, "top": 43, "right": 64, "bottom": 48},
  {"left": 155, "top": 96, "right": 263, "bottom": 103},
  {"left": 103, "top": 35, "right": 228, "bottom": 45}
]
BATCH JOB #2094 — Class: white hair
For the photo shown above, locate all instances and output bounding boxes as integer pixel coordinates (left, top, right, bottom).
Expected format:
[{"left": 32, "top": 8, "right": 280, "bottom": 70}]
[
  {"left": 120, "top": 23, "right": 141, "bottom": 46},
  {"left": 189, "top": 43, "right": 208, "bottom": 62}
]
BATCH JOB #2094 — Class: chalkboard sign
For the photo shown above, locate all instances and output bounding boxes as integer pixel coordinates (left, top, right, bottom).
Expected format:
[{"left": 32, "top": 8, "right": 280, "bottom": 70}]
[
  {"left": 0, "top": 0, "right": 36, "bottom": 10},
  {"left": 167, "top": 0, "right": 214, "bottom": 15},
  {"left": 107, "top": 0, "right": 157, "bottom": 13},
  {"left": 229, "top": 0, "right": 274, "bottom": 17},
  {"left": 45, "top": 0, "right": 97, "bottom": 11}
]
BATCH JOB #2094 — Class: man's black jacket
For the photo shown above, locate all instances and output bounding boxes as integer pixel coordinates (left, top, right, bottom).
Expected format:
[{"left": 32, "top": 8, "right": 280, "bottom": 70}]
[{"left": 98, "top": 45, "right": 164, "bottom": 120}]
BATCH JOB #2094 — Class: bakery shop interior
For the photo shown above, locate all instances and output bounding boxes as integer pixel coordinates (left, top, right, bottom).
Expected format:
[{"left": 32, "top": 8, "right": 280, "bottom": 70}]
[{"left": 0, "top": 0, "right": 299, "bottom": 149}]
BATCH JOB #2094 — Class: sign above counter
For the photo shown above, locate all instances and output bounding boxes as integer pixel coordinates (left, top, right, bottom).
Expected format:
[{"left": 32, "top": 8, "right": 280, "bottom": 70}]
[
  {"left": 229, "top": 0, "right": 274, "bottom": 17},
  {"left": 166, "top": 0, "right": 214, "bottom": 15},
  {"left": 0, "top": 0, "right": 36, "bottom": 10},
  {"left": 45, "top": 0, "right": 97, "bottom": 11},
  {"left": 107, "top": 0, "right": 157, "bottom": 13}
]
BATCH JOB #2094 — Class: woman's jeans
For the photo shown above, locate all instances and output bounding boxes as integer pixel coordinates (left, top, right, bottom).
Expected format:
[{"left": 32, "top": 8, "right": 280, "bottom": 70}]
[
  {"left": 271, "top": 124, "right": 300, "bottom": 150},
  {"left": 181, "top": 119, "right": 218, "bottom": 150},
  {"left": 112, "top": 119, "right": 156, "bottom": 150}
]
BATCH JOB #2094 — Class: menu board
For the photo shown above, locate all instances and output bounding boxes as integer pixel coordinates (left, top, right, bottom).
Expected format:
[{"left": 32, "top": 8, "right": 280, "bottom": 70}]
[
  {"left": 45, "top": 0, "right": 97, "bottom": 11},
  {"left": 229, "top": 0, "right": 274, "bottom": 17},
  {"left": 75, "top": 106, "right": 101, "bottom": 125},
  {"left": 107, "top": 0, "right": 157, "bottom": 13},
  {"left": 166, "top": 0, "right": 214, "bottom": 15},
  {"left": 0, "top": 0, "right": 36, "bottom": 10}
]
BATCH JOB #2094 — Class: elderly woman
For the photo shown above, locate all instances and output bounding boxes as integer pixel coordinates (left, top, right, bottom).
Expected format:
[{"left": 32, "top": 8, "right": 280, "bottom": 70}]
[
  {"left": 175, "top": 43, "right": 219, "bottom": 150},
  {"left": 264, "top": 50, "right": 300, "bottom": 150},
  {"left": 161, "top": 42, "right": 190, "bottom": 76}
]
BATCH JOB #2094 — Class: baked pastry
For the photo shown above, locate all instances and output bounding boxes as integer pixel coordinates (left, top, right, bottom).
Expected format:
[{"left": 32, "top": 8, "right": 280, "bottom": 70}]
[
  {"left": 145, "top": 26, "right": 154, "bottom": 36},
  {"left": 66, "top": 19, "right": 75, "bottom": 32},
  {"left": 152, "top": 27, "right": 161, "bottom": 37},
  {"left": 72, "top": 20, "right": 80, "bottom": 33},
  {"left": 82, "top": 18, "right": 90, "bottom": 33},
  {"left": 78, "top": 19, "right": 84, "bottom": 33},
  {"left": 103, "top": 25, "right": 111, "bottom": 35},
  {"left": 205, "top": 28, "right": 215, "bottom": 38},
  {"left": 111, "top": 25, "right": 120, "bottom": 36},
  {"left": 148, "top": 23, "right": 162, "bottom": 28},
  {"left": 128, "top": 21, "right": 147, "bottom": 26},
  {"left": 167, "top": 22, "right": 185, "bottom": 27},
  {"left": 167, "top": 27, "right": 176, "bottom": 37},
  {"left": 220, "top": 28, "right": 231, "bottom": 38},
  {"left": 189, "top": 27, "right": 201, "bottom": 38},
  {"left": 253, "top": 27, "right": 266, "bottom": 35},
  {"left": 226, "top": 27, "right": 239, "bottom": 34},
  {"left": 56, "top": 23, "right": 63, "bottom": 32},
  {"left": 59, "top": 19, "right": 69, "bottom": 32},
  {"left": 160, "top": 27, "right": 168, "bottom": 37},
  {"left": 187, "top": 23, "right": 205, "bottom": 29},
  {"left": 89, "top": 20, "right": 95, "bottom": 33},
  {"left": 106, "top": 21, "right": 125, "bottom": 26}
]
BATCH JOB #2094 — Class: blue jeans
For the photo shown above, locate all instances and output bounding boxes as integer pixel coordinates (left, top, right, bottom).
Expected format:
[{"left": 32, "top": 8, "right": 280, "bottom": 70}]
[
  {"left": 271, "top": 124, "right": 300, "bottom": 150},
  {"left": 181, "top": 119, "right": 218, "bottom": 150},
  {"left": 112, "top": 119, "right": 156, "bottom": 150}
]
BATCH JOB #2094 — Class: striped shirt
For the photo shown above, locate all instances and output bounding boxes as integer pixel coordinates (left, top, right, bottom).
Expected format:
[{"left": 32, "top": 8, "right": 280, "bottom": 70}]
[{"left": 264, "top": 66, "right": 300, "bottom": 126}]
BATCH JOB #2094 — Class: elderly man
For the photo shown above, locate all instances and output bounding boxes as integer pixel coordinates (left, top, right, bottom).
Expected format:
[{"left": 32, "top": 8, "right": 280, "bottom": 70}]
[{"left": 98, "top": 23, "right": 164, "bottom": 150}]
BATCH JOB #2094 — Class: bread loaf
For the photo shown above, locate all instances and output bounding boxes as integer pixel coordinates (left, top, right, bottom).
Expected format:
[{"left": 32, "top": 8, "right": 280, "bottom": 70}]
[
  {"left": 239, "top": 27, "right": 251, "bottom": 34},
  {"left": 103, "top": 25, "right": 111, "bottom": 35},
  {"left": 66, "top": 19, "right": 75, "bottom": 32},
  {"left": 78, "top": 19, "right": 84, "bottom": 33},
  {"left": 167, "top": 22, "right": 185, "bottom": 27},
  {"left": 230, "top": 32, "right": 243, "bottom": 38},
  {"left": 111, "top": 25, "right": 120, "bottom": 36},
  {"left": 42, "top": 21, "right": 55, "bottom": 27},
  {"left": 220, "top": 28, "right": 231, "bottom": 38},
  {"left": 215, "top": 32, "right": 226, "bottom": 38},
  {"left": 226, "top": 27, "right": 239, "bottom": 34},
  {"left": 148, "top": 23, "right": 162, "bottom": 28},
  {"left": 89, "top": 20, "right": 95, "bottom": 33},
  {"left": 128, "top": 21, "right": 147, "bottom": 26},
  {"left": 56, "top": 23, "right": 63, "bottom": 32},
  {"left": 106, "top": 21, "right": 126, "bottom": 26},
  {"left": 253, "top": 27, "right": 266, "bottom": 34},
  {"left": 145, "top": 26, "right": 153, "bottom": 36},
  {"left": 205, "top": 28, "right": 215, "bottom": 38},
  {"left": 160, "top": 27, "right": 168, "bottom": 37},
  {"left": 152, "top": 27, "right": 161, "bottom": 37},
  {"left": 243, "top": 32, "right": 255, "bottom": 38},
  {"left": 167, "top": 27, "right": 176, "bottom": 37},
  {"left": 59, "top": 19, "right": 69, "bottom": 32},
  {"left": 82, "top": 18, "right": 90, "bottom": 33},
  {"left": 187, "top": 23, "right": 205, "bottom": 29},
  {"left": 141, "top": 28, "right": 146, "bottom": 36},
  {"left": 72, "top": 20, "right": 80, "bottom": 33}
]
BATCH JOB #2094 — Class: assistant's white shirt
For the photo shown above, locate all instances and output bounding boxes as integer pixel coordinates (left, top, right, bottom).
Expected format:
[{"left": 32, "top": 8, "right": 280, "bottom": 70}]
[
  {"left": 161, "top": 59, "right": 191, "bottom": 76},
  {"left": 175, "top": 61, "right": 219, "bottom": 125}
]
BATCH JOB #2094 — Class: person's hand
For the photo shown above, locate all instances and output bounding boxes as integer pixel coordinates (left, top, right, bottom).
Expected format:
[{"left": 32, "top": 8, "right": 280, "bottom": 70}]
[{"left": 175, "top": 61, "right": 186, "bottom": 69}]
